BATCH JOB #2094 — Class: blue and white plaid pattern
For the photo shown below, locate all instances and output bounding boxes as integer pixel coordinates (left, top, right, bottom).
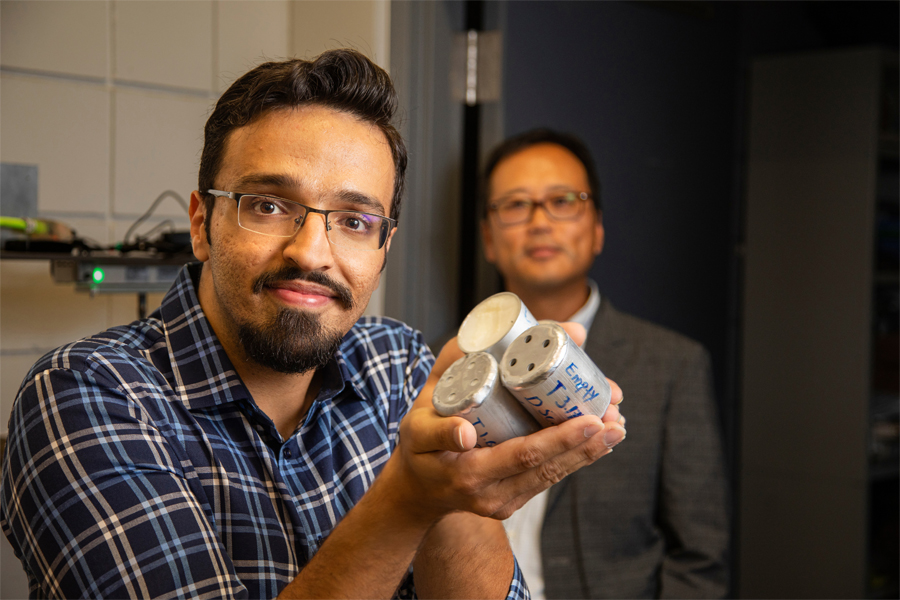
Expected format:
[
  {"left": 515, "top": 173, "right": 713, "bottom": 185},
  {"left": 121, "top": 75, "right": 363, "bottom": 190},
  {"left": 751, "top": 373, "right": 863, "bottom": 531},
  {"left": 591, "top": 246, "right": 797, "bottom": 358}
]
[{"left": 1, "top": 264, "right": 529, "bottom": 599}]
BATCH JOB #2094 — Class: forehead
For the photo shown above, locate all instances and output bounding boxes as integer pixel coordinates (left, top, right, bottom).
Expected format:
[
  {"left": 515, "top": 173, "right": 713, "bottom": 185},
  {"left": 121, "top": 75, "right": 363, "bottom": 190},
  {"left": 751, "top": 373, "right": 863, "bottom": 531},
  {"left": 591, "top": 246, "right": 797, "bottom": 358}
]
[
  {"left": 490, "top": 143, "right": 590, "bottom": 195},
  {"left": 217, "top": 105, "right": 395, "bottom": 212}
]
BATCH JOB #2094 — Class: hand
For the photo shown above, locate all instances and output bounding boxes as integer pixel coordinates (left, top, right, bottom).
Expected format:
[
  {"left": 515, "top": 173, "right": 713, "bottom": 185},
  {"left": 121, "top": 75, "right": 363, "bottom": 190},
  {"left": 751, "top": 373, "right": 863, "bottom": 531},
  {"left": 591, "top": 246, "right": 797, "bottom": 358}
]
[{"left": 391, "top": 323, "right": 625, "bottom": 522}]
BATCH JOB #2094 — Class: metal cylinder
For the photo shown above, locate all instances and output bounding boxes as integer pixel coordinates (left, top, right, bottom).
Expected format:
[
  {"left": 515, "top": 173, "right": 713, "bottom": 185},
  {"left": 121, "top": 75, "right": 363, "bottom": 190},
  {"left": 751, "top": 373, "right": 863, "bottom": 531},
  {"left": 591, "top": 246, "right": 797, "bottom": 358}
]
[
  {"left": 500, "top": 322, "right": 612, "bottom": 427},
  {"left": 457, "top": 292, "right": 538, "bottom": 360},
  {"left": 432, "top": 351, "right": 542, "bottom": 447}
]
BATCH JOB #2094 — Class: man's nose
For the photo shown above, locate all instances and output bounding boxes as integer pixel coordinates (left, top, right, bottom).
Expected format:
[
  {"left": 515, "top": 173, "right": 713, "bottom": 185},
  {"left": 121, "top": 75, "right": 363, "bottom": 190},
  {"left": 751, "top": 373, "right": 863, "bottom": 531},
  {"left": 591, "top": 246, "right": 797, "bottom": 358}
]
[
  {"left": 283, "top": 211, "right": 335, "bottom": 270},
  {"left": 527, "top": 202, "right": 554, "bottom": 229}
]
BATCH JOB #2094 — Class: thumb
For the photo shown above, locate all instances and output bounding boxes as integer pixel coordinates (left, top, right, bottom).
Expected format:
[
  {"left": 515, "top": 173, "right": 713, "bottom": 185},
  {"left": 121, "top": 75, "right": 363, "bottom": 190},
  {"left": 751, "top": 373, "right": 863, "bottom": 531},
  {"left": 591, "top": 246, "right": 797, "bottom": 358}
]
[{"left": 404, "top": 407, "right": 478, "bottom": 454}]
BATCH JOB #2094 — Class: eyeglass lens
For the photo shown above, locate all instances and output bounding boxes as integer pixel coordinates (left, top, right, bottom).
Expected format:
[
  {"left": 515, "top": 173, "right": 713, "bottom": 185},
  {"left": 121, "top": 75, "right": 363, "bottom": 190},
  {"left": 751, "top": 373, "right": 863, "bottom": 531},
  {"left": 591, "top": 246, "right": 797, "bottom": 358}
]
[
  {"left": 237, "top": 195, "right": 387, "bottom": 250},
  {"left": 494, "top": 192, "right": 587, "bottom": 225}
]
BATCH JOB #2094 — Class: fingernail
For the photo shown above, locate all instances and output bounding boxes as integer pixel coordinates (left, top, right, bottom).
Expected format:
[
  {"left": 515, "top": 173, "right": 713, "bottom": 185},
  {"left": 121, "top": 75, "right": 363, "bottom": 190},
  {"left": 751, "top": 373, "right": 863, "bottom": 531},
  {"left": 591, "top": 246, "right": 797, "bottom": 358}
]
[
  {"left": 603, "top": 427, "right": 625, "bottom": 449},
  {"left": 584, "top": 422, "right": 602, "bottom": 438},
  {"left": 617, "top": 415, "right": 626, "bottom": 426},
  {"left": 456, "top": 427, "right": 466, "bottom": 450}
]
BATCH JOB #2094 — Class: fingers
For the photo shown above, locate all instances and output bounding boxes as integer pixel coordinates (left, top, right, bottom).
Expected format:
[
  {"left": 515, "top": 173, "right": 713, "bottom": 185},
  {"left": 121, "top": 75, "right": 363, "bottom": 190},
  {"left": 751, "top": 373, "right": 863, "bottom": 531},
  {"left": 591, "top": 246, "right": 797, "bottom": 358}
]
[
  {"left": 601, "top": 401, "right": 622, "bottom": 423},
  {"left": 559, "top": 322, "right": 587, "bottom": 346},
  {"left": 467, "top": 416, "right": 619, "bottom": 481},
  {"left": 480, "top": 419, "right": 626, "bottom": 518},
  {"left": 607, "top": 378, "right": 623, "bottom": 405}
]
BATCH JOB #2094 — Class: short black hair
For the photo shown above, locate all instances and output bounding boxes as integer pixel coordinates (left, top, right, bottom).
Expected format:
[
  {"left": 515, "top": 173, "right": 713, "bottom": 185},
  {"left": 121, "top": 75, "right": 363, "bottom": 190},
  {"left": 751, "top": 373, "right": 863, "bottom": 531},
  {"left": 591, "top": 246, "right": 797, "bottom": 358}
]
[
  {"left": 481, "top": 128, "right": 602, "bottom": 217},
  {"left": 198, "top": 49, "right": 407, "bottom": 241}
]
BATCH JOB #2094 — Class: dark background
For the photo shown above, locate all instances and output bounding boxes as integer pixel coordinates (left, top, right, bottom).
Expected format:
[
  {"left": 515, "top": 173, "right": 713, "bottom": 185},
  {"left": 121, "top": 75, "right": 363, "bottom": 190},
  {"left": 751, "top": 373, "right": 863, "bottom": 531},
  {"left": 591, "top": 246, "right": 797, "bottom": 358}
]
[{"left": 499, "top": 0, "right": 899, "bottom": 473}]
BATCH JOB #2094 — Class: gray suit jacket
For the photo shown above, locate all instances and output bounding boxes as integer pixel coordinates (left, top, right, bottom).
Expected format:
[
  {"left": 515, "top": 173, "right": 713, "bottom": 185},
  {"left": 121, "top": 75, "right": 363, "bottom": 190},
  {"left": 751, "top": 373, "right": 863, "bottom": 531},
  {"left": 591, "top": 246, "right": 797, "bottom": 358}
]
[{"left": 541, "top": 299, "right": 730, "bottom": 599}]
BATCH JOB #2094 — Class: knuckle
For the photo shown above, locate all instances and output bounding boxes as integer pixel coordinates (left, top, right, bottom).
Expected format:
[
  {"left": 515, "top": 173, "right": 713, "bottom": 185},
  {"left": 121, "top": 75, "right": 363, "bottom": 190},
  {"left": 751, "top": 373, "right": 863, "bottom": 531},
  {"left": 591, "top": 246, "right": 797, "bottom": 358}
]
[
  {"left": 536, "top": 460, "right": 566, "bottom": 486},
  {"left": 475, "top": 497, "right": 506, "bottom": 518},
  {"left": 583, "top": 440, "right": 607, "bottom": 462},
  {"left": 492, "top": 505, "right": 516, "bottom": 521},
  {"left": 515, "top": 446, "right": 544, "bottom": 470},
  {"left": 452, "top": 474, "right": 481, "bottom": 497}
]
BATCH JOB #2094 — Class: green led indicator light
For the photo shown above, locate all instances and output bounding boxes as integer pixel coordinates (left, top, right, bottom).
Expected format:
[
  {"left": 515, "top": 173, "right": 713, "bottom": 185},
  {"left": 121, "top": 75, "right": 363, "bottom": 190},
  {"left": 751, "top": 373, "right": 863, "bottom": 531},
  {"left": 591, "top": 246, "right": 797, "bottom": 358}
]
[{"left": 92, "top": 267, "right": 105, "bottom": 284}]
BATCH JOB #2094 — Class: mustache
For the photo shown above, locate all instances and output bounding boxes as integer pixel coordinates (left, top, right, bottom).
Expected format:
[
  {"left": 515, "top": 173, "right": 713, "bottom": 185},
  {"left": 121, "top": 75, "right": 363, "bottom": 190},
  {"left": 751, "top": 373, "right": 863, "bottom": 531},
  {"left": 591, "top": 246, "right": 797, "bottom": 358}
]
[{"left": 252, "top": 266, "right": 354, "bottom": 309}]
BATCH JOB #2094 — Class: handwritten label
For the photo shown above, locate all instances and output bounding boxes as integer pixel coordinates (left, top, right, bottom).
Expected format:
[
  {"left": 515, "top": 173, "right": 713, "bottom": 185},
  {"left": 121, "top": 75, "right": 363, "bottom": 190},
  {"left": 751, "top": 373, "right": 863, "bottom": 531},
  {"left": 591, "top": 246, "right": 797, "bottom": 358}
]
[
  {"left": 565, "top": 362, "right": 600, "bottom": 403},
  {"left": 470, "top": 416, "right": 498, "bottom": 448}
]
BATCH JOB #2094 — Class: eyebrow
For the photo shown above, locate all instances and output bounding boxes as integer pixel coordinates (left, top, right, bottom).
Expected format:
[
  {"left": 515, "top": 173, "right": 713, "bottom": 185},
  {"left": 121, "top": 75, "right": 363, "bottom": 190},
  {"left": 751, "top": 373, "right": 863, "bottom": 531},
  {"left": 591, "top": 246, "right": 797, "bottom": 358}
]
[
  {"left": 335, "top": 190, "right": 387, "bottom": 215},
  {"left": 232, "top": 172, "right": 302, "bottom": 192},
  {"left": 493, "top": 185, "right": 577, "bottom": 199},
  {"left": 231, "top": 173, "right": 388, "bottom": 216}
]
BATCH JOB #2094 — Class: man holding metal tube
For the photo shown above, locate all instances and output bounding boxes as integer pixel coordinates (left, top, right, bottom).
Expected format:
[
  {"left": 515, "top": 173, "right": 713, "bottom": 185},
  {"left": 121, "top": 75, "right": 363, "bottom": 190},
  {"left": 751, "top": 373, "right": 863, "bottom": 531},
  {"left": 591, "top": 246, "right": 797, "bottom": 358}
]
[
  {"left": 480, "top": 129, "right": 730, "bottom": 599},
  {"left": 0, "top": 52, "right": 626, "bottom": 599}
]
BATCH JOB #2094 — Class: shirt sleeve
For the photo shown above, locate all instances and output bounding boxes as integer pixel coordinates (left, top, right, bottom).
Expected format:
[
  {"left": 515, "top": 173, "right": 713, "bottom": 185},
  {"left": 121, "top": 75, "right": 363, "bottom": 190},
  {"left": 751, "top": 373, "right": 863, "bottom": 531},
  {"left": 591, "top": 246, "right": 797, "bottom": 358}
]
[
  {"left": 0, "top": 365, "right": 249, "bottom": 599},
  {"left": 507, "top": 556, "right": 532, "bottom": 600}
]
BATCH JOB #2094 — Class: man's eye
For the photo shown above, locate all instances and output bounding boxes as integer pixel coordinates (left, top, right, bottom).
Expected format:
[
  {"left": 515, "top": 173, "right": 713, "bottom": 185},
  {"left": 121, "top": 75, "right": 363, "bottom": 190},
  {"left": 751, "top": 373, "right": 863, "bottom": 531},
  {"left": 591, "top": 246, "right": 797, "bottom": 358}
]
[
  {"left": 503, "top": 199, "right": 531, "bottom": 211},
  {"left": 550, "top": 194, "right": 576, "bottom": 206},
  {"left": 337, "top": 213, "right": 375, "bottom": 233},
  {"left": 249, "top": 198, "right": 287, "bottom": 215}
]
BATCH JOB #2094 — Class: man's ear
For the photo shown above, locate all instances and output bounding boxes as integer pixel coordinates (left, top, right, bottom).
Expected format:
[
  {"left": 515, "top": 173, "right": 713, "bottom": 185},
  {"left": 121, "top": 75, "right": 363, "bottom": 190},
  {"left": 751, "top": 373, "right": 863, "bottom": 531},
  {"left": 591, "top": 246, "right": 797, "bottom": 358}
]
[
  {"left": 379, "top": 226, "right": 397, "bottom": 272},
  {"left": 481, "top": 219, "right": 496, "bottom": 264},
  {"left": 593, "top": 210, "right": 605, "bottom": 257},
  {"left": 189, "top": 191, "right": 211, "bottom": 262},
  {"left": 384, "top": 226, "right": 397, "bottom": 255}
]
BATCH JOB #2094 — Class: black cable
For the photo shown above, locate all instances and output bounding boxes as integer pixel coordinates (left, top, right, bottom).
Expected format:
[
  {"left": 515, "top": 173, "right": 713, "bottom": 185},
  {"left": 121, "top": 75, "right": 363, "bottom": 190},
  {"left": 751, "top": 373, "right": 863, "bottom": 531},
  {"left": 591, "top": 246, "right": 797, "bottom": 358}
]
[
  {"left": 122, "top": 190, "right": 189, "bottom": 246},
  {"left": 139, "top": 219, "right": 175, "bottom": 241}
]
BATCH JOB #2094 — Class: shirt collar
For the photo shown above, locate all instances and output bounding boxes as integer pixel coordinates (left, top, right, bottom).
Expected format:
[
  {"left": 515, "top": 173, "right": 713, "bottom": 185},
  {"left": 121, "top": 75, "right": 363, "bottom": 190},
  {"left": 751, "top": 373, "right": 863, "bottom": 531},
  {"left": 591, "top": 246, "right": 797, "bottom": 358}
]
[
  {"left": 566, "top": 278, "right": 601, "bottom": 338},
  {"left": 153, "top": 263, "right": 251, "bottom": 410}
]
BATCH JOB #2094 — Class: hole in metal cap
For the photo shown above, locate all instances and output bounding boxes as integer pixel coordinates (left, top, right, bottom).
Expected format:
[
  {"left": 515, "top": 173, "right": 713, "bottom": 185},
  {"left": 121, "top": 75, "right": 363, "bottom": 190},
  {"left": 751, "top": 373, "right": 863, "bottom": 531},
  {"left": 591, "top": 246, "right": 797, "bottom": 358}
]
[
  {"left": 527, "top": 363, "right": 535, "bottom": 371},
  {"left": 525, "top": 335, "right": 533, "bottom": 343},
  {"left": 510, "top": 358, "right": 517, "bottom": 367},
  {"left": 543, "top": 339, "right": 550, "bottom": 347}
]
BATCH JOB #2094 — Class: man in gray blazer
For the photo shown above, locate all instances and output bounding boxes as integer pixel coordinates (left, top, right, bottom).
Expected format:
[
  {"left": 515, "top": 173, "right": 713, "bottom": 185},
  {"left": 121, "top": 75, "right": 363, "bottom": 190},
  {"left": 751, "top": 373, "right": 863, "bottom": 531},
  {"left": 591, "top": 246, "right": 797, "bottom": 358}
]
[{"left": 480, "top": 129, "right": 730, "bottom": 598}]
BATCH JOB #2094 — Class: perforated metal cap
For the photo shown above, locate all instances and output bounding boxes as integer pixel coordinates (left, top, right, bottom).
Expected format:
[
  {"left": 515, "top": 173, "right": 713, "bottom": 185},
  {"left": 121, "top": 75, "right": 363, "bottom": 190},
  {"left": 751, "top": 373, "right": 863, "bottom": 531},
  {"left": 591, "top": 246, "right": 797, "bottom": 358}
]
[
  {"left": 432, "top": 352, "right": 499, "bottom": 417},
  {"left": 500, "top": 323, "right": 568, "bottom": 390}
]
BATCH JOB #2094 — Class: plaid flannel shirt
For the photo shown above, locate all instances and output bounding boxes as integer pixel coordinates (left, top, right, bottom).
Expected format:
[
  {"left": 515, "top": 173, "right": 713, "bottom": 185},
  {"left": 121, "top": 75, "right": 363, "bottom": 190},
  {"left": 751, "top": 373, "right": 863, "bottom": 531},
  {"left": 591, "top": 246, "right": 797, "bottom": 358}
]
[{"left": 1, "top": 264, "right": 528, "bottom": 599}]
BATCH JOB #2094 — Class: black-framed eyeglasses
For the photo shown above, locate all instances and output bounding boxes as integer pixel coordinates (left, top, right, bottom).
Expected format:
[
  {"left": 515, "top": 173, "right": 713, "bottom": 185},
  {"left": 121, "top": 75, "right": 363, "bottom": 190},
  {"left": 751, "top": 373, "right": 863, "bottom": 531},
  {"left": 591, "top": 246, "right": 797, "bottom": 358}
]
[
  {"left": 488, "top": 191, "right": 592, "bottom": 226},
  {"left": 207, "top": 190, "right": 396, "bottom": 251}
]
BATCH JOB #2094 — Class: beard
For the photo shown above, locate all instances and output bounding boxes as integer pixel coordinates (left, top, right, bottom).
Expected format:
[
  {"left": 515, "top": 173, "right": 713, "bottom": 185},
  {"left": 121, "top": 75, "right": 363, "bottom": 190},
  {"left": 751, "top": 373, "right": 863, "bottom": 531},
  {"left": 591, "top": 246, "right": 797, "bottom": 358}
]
[{"left": 236, "top": 266, "right": 355, "bottom": 374}]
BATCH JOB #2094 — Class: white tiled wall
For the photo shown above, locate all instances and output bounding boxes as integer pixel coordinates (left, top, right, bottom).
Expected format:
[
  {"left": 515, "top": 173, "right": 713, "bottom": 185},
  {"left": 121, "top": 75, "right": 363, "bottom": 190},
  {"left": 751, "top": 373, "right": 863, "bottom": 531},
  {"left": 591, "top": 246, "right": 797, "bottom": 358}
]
[
  {"left": 1, "top": 1, "right": 392, "bottom": 594},
  {"left": 114, "top": 88, "right": 210, "bottom": 215},
  {"left": 0, "top": 0, "right": 109, "bottom": 79},
  {"left": 115, "top": 1, "right": 215, "bottom": 91},
  {"left": 1, "top": 75, "right": 112, "bottom": 215}
]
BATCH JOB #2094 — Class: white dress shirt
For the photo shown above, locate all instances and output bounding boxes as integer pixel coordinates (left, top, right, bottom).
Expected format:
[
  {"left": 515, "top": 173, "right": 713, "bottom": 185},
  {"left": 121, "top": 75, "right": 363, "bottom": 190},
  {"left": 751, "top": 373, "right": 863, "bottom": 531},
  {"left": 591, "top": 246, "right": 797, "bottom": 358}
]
[{"left": 502, "top": 279, "right": 601, "bottom": 599}]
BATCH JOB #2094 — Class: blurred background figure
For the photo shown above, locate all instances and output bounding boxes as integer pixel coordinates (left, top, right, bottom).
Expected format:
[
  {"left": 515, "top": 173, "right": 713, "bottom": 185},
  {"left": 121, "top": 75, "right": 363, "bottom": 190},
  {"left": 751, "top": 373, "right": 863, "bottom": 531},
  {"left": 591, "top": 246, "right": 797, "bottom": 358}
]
[{"left": 480, "top": 128, "right": 729, "bottom": 599}]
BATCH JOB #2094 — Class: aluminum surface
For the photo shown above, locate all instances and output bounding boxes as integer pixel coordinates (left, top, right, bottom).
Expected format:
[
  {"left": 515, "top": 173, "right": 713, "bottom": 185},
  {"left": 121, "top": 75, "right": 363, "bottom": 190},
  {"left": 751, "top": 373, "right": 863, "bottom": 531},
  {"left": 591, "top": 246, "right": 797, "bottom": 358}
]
[
  {"left": 457, "top": 292, "right": 538, "bottom": 360},
  {"left": 500, "top": 322, "right": 612, "bottom": 426},
  {"left": 433, "top": 352, "right": 541, "bottom": 447}
]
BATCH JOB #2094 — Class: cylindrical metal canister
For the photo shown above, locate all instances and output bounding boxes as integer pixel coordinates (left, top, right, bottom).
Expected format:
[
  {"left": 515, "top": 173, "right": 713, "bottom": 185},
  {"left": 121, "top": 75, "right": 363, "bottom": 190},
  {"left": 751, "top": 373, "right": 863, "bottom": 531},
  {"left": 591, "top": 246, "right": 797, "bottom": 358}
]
[
  {"left": 499, "top": 322, "right": 612, "bottom": 427},
  {"left": 457, "top": 292, "right": 538, "bottom": 360},
  {"left": 432, "top": 351, "right": 542, "bottom": 447}
]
